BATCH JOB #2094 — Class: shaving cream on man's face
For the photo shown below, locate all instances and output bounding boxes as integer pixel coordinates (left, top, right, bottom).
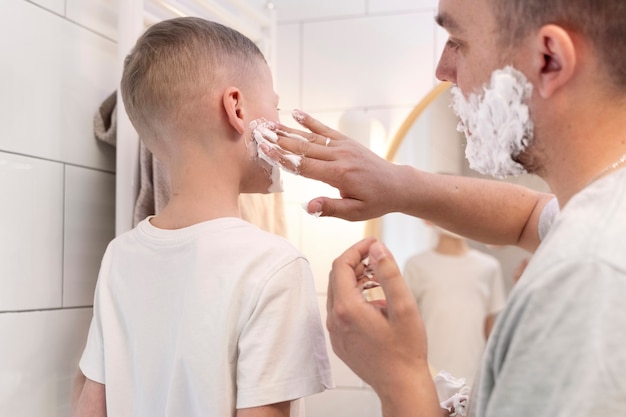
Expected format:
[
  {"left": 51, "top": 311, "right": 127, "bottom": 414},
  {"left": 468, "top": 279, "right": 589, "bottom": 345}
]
[{"left": 451, "top": 65, "right": 534, "bottom": 179}]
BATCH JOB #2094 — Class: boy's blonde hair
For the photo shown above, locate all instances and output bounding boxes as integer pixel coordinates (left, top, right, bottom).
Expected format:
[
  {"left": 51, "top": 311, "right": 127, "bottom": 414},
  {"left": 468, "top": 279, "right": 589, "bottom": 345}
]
[{"left": 121, "top": 17, "right": 265, "bottom": 141}]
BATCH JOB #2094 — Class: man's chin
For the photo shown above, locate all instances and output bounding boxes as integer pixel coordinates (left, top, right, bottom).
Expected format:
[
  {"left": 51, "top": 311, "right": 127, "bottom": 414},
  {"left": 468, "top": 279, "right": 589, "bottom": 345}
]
[{"left": 513, "top": 151, "right": 542, "bottom": 176}]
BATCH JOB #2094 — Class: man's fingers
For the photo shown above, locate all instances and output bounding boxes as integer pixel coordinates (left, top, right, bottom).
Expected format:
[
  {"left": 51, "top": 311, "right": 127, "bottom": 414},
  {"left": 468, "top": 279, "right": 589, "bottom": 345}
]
[
  {"left": 292, "top": 109, "right": 345, "bottom": 141},
  {"left": 367, "top": 242, "right": 419, "bottom": 322},
  {"left": 327, "top": 237, "right": 377, "bottom": 316},
  {"left": 273, "top": 125, "right": 337, "bottom": 160},
  {"left": 305, "top": 197, "right": 367, "bottom": 222}
]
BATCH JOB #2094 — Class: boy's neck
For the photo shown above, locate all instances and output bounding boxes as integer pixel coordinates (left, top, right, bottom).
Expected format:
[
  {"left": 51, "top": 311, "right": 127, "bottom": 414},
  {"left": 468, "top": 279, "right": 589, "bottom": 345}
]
[
  {"left": 150, "top": 181, "right": 242, "bottom": 230},
  {"left": 434, "top": 235, "right": 469, "bottom": 256}
]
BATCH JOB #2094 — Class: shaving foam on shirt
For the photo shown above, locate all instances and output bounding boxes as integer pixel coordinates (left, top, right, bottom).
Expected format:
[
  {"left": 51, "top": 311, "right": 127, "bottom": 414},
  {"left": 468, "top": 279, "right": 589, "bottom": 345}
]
[{"left": 451, "top": 65, "right": 534, "bottom": 178}]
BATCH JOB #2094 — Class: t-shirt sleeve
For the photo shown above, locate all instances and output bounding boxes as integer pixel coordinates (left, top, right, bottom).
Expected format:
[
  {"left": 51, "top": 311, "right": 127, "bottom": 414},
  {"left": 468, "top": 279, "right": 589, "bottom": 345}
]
[{"left": 235, "top": 257, "right": 333, "bottom": 409}]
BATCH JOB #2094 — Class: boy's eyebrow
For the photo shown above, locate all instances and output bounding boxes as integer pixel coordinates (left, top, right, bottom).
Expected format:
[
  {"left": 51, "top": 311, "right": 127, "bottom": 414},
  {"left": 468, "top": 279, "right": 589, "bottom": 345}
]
[{"left": 434, "top": 12, "right": 462, "bottom": 32}]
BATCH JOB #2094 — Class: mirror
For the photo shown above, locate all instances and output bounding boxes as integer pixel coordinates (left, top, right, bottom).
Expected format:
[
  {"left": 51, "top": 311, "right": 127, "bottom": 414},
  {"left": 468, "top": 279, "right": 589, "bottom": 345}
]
[{"left": 365, "top": 82, "right": 551, "bottom": 293}]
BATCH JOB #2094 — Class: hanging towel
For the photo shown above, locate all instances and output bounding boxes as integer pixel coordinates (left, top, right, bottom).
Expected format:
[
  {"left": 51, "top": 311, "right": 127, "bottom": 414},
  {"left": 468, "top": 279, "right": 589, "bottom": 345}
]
[{"left": 93, "top": 91, "right": 287, "bottom": 237}]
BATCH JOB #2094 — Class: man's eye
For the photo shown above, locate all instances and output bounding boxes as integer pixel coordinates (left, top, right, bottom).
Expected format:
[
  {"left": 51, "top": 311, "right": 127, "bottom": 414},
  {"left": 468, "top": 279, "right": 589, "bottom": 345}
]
[{"left": 446, "top": 39, "right": 461, "bottom": 51}]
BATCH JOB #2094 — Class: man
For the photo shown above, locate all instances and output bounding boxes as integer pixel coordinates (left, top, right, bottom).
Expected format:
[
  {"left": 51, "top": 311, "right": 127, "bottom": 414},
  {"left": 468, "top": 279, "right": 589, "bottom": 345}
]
[{"left": 265, "top": 0, "right": 626, "bottom": 415}]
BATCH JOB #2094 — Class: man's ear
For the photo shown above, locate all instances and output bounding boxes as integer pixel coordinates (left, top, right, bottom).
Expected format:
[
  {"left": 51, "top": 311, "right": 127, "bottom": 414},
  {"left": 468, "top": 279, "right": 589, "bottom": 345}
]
[
  {"left": 533, "top": 24, "right": 576, "bottom": 99},
  {"left": 223, "top": 86, "right": 246, "bottom": 134}
]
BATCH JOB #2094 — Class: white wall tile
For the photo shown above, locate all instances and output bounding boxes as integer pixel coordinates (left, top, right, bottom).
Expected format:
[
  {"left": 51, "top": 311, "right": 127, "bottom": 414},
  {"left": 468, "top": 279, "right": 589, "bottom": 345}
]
[
  {"left": 301, "top": 13, "right": 436, "bottom": 111},
  {"left": 67, "top": 0, "right": 118, "bottom": 40},
  {"left": 276, "top": 23, "right": 301, "bottom": 113},
  {"left": 63, "top": 166, "right": 115, "bottom": 307},
  {"left": 27, "top": 0, "right": 65, "bottom": 16},
  {"left": 0, "top": 152, "right": 64, "bottom": 311},
  {"left": 301, "top": 213, "right": 365, "bottom": 293},
  {"left": 369, "top": 0, "right": 438, "bottom": 13},
  {"left": 0, "top": 0, "right": 117, "bottom": 172},
  {"left": 272, "top": 0, "right": 366, "bottom": 22},
  {"left": 0, "top": 308, "right": 92, "bottom": 417}
]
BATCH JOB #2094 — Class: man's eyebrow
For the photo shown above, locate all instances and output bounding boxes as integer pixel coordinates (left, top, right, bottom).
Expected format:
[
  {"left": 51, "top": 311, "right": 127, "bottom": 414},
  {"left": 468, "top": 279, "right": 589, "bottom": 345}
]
[{"left": 434, "top": 12, "right": 461, "bottom": 32}]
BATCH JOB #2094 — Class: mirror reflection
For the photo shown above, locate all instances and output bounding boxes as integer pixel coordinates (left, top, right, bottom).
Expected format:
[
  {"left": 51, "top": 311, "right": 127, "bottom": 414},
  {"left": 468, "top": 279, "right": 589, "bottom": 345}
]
[{"left": 369, "top": 82, "right": 550, "bottom": 295}]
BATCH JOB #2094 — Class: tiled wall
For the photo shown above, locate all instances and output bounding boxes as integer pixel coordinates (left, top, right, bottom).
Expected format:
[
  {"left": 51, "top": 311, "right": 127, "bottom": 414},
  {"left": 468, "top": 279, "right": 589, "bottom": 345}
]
[
  {"left": 0, "top": 0, "right": 447, "bottom": 415},
  {"left": 0, "top": 0, "right": 117, "bottom": 414}
]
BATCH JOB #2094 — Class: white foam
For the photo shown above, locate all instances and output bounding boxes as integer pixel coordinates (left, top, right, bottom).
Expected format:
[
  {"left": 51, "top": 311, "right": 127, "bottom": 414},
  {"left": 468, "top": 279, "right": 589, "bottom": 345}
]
[
  {"left": 250, "top": 118, "right": 302, "bottom": 178},
  {"left": 451, "top": 65, "right": 533, "bottom": 178},
  {"left": 276, "top": 129, "right": 308, "bottom": 142},
  {"left": 292, "top": 109, "right": 306, "bottom": 124},
  {"left": 301, "top": 201, "right": 322, "bottom": 217}
]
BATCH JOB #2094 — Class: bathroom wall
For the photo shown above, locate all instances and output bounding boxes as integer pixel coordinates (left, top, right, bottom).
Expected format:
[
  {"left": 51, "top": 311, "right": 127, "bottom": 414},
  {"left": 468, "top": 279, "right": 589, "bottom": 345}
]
[
  {"left": 0, "top": 0, "right": 117, "bottom": 415},
  {"left": 0, "top": 0, "right": 446, "bottom": 415}
]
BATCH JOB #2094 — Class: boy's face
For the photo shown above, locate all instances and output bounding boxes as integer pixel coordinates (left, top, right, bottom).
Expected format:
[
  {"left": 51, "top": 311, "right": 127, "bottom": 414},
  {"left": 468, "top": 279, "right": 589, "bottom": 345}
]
[
  {"left": 241, "top": 60, "right": 282, "bottom": 194},
  {"left": 247, "top": 61, "right": 281, "bottom": 124}
]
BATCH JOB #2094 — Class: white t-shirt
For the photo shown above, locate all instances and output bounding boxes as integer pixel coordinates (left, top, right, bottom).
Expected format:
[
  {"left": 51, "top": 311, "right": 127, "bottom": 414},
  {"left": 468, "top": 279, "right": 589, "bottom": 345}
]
[
  {"left": 404, "top": 249, "right": 506, "bottom": 386},
  {"left": 470, "top": 168, "right": 626, "bottom": 417},
  {"left": 80, "top": 217, "right": 333, "bottom": 417}
]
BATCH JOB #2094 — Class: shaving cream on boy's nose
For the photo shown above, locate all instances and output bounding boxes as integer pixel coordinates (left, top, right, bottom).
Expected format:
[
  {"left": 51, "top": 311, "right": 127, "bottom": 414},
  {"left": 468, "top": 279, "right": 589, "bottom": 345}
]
[{"left": 249, "top": 118, "right": 305, "bottom": 192}]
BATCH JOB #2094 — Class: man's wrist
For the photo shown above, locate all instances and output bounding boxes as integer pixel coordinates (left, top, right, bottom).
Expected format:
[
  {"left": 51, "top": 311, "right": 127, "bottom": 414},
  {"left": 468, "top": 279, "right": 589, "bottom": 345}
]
[{"left": 377, "top": 365, "right": 442, "bottom": 417}]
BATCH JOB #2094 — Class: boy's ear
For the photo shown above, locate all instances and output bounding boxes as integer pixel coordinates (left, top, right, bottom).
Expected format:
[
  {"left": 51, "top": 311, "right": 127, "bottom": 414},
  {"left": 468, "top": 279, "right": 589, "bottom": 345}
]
[
  {"left": 223, "top": 87, "right": 246, "bottom": 134},
  {"left": 533, "top": 24, "right": 576, "bottom": 99}
]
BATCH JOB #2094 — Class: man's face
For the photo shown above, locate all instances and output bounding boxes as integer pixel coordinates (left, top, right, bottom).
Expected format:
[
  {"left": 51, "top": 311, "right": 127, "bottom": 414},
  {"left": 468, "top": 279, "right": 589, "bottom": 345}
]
[
  {"left": 435, "top": 0, "right": 539, "bottom": 177},
  {"left": 435, "top": 0, "right": 502, "bottom": 94}
]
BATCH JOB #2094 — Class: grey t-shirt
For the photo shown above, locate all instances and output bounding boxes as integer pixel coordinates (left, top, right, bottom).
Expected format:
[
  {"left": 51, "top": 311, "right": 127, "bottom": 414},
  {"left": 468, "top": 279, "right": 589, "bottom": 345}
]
[{"left": 469, "top": 168, "right": 626, "bottom": 417}]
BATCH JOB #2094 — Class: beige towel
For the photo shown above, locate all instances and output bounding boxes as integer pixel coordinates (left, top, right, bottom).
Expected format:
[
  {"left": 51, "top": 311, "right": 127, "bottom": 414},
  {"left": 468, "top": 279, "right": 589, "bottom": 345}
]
[{"left": 94, "top": 92, "right": 287, "bottom": 237}]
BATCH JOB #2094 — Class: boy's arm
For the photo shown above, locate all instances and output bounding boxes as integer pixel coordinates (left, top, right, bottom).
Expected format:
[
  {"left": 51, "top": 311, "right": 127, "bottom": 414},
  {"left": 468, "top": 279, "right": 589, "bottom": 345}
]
[
  {"left": 237, "top": 402, "right": 290, "bottom": 417},
  {"left": 71, "top": 370, "right": 106, "bottom": 417}
]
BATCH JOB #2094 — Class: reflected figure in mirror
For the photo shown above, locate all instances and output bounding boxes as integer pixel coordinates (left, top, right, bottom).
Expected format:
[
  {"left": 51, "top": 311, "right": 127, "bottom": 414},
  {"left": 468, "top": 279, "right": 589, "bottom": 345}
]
[{"left": 404, "top": 222, "right": 505, "bottom": 386}]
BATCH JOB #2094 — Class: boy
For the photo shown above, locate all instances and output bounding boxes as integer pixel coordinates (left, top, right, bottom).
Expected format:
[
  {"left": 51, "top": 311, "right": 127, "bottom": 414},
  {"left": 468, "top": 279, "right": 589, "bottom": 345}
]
[{"left": 72, "top": 17, "right": 332, "bottom": 417}]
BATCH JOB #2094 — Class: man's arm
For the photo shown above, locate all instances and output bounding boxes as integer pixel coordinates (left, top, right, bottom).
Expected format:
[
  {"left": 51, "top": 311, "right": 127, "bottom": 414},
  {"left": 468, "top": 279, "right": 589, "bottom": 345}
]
[
  {"left": 394, "top": 167, "right": 553, "bottom": 253},
  {"left": 71, "top": 370, "right": 106, "bottom": 417},
  {"left": 269, "top": 111, "right": 554, "bottom": 253}
]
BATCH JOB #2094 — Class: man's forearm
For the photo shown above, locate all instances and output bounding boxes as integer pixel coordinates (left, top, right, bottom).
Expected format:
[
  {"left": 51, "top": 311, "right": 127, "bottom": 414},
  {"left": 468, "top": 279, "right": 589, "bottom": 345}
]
[{"left": 398, "top": 167, "right": 552, "bottom": 252}]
